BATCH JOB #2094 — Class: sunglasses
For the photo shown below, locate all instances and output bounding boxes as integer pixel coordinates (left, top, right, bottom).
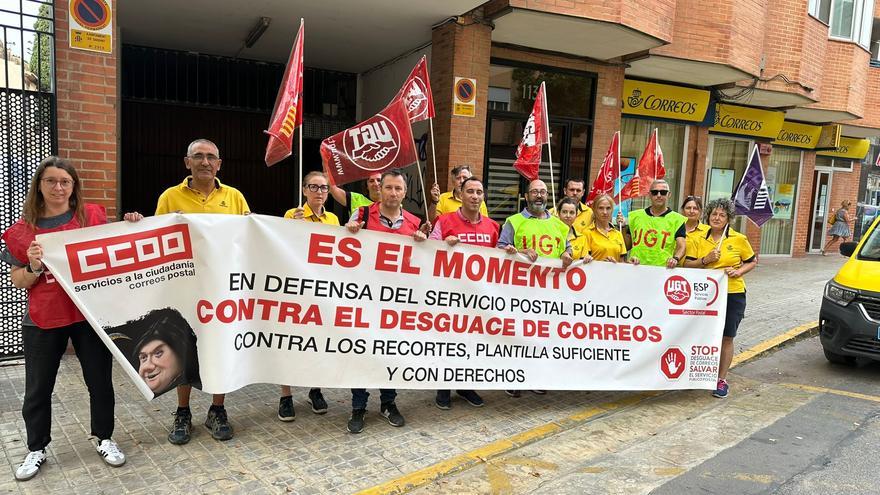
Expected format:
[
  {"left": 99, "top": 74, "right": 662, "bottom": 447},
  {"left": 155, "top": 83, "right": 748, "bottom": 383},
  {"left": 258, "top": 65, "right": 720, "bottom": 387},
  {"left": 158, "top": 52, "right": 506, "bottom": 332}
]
[{"left": 650, "top": 190, "right": 669, "bottom": 196}]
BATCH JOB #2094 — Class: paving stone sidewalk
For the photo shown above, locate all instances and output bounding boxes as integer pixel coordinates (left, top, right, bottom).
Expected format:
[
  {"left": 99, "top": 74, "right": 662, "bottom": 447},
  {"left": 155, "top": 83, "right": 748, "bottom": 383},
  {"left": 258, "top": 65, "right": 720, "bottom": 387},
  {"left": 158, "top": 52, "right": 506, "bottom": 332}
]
[{"left": 0, "top": 254, "right": 845, "bottom": 494}]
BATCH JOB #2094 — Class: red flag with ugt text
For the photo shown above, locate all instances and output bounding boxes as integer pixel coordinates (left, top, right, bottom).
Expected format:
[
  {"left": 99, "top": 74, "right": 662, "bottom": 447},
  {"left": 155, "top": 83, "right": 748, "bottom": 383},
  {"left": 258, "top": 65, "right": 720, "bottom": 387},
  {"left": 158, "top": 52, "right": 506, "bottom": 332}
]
[
  {"left": 620, "top": 128, "right": 665, "bottom": 201},
  {"left": 320, "top": 99, "right": 417, "bottom": 187},
  {"left": 586, "top": 131, "right": 620, "bottom": 202},
  {"left": 513, "top": 82, "right": 550, "bottom": 181},
  {"left": 393, "top": 55, "right": 435, "bottom": 123},
  {"left": 264, "top": 19, "right": 304, "bottom": 167}
]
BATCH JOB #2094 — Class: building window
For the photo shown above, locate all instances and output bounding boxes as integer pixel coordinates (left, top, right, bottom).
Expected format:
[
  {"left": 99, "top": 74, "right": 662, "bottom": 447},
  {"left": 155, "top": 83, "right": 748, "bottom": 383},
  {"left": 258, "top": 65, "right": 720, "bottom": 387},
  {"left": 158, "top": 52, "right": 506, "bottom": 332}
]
[
  {"left": 811, "top": 0, "right": 875, "bottom": 48},
  {"left": 760, "top": 147, "right": 803, "bottom": 255},
  {"left": 706, "top": 136, "right": 752, "bottom": 233},
  {"left": 620, "top": 118, "right": 688, "bottom": 211},
  {"left": 816, "top": 155, "right": 854, "bottom": 170}
]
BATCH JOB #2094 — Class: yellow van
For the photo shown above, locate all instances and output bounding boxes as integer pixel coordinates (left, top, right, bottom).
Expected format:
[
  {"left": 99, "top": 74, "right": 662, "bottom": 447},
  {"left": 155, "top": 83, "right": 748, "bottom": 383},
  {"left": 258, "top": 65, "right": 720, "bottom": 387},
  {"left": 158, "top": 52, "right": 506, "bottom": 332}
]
[{"left": 820, "top": 215, "right": 880, "bottom": 364}]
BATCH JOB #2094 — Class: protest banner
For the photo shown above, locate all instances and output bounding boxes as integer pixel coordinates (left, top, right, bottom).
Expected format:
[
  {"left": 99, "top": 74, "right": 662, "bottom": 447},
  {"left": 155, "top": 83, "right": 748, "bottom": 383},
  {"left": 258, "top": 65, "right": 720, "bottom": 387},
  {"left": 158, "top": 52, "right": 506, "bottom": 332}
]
[{"left": 37, "top": 215, "right": 727, "bottom": 400}]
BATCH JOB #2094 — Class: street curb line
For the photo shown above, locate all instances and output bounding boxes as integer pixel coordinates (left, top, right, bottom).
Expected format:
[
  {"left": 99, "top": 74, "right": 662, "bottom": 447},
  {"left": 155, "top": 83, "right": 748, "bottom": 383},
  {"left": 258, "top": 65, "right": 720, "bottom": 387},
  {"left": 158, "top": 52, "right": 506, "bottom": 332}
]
[
  {"left": 358, "top": 321, "right": 819, "bottom": 495},
  {"left": 731, "top": 321, "right": 819, "bottom": 369},
  {"left": 780, "top": 383, "right": 880, "bottom": 403},
  {"left": 354, "top": 392, "right": 661, "bottom": 495}
]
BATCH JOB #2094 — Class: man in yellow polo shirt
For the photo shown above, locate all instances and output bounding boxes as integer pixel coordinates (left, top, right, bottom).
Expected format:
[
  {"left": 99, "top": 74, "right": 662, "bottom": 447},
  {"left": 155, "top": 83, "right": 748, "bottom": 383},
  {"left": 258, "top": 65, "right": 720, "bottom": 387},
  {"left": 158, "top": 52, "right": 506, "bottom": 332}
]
[
  {"left": 550, "top": 178, "right": 593, "bottom": 235},
  {"left": 428, "top": 164, "right": 488, "bottom": 223},
  {"left": 155, "top": 138, "right": 248, "bottom": 446}
]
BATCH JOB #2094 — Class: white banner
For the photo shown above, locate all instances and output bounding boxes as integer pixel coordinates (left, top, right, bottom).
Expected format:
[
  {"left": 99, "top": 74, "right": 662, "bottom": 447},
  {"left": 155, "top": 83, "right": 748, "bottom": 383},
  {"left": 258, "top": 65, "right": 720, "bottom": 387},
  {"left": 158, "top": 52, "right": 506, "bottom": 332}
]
[{"left": 38, "top": 214, "right": 727, "bottom": 400}]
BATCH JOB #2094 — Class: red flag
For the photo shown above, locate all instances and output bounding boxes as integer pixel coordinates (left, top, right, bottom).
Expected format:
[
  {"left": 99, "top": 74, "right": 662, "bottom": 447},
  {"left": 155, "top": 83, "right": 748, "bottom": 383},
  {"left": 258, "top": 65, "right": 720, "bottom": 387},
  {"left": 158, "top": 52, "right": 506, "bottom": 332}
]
[
  {"left": 393, "top": 55, "right": 435, "bottom": 123},
  {"left": 620, "top": 128, "right": 665, "bottom": 201},
  {"left": 320, "top": 99, "right": 417, "bottom": 187},
  {"left": 513, "top": 82, "right": 550, "bottom": 181},
  {"left": 264, "top": 19, "right": 304, "bottom": 167},
  {"left": 586, "top": 131, "right": 620, "bottom": 202}
]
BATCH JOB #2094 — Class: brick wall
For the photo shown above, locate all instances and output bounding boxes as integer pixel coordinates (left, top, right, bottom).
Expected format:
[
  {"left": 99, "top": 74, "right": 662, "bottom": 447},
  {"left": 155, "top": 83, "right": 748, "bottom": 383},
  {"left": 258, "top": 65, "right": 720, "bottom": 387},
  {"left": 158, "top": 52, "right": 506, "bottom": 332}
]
[
  {"left": 54, "top": 0, "right": 119, "bottom": 219},
  {"left": 430, "top": 15, "right": 492, "bottom": 192},
  {"left": 757, "top": 0, "right": 824, "bottom": 102},
  {"left": 485, "top": 0, "right": 675, "bottom": 43},
  {"left": 807, "top": 40, "right": 870, "bottom": 118},
  {"left": 791, "top": 152, "right": 816, "bottom": 256},
  {"left": 651, "top": 0, "right": 766, "bottom": 77},
  {"left": 845, "top": 66, "right": 880, "bottom": 131}
]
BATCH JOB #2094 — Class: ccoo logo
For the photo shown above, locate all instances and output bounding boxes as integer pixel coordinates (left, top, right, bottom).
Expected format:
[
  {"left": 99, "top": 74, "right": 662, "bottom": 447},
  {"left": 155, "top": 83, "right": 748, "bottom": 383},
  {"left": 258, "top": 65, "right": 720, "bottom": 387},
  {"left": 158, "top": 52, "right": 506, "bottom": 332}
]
[
  {"left": 664, "top": 275, "right": 691, "bottom": 305},
  {"left": 343, "top": 115, "right": 401, "bottom": 171},
  {"left": 403, "top": 77, "right": 430, "bottom": 121}
]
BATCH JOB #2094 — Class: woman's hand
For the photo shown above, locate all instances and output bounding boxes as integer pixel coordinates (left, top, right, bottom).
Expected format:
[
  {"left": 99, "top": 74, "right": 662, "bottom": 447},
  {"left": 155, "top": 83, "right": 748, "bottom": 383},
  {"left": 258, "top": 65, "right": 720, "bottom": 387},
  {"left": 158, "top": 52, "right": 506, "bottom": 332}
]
[
  {"left": 703, "top": 249, "right": 721, "bottom": 265},
  {"left": 724, "top": 267, "right": 742, "bottom": 278},
  {"left": 123, "top": 212, "right": 144, "bottom": 222},
  {"left": 26, "top": 241, "right": 43, "bottom": 272}
]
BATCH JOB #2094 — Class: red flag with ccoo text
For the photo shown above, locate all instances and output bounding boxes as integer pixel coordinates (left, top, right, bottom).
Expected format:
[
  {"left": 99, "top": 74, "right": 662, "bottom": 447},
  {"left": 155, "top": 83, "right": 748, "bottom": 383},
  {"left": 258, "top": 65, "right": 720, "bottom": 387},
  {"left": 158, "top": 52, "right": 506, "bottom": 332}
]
[
  {"left": 320, "top": 99, "right": 418, "bottom": 187},
  {"left": 264, "top": 19, "right": 304, "bottom": 167},
  {"left": 513, "top": 82, "right": 550, "bottom": 181},
  {"left": 393, "top": 55, "right": 435, "bottom": 123}
]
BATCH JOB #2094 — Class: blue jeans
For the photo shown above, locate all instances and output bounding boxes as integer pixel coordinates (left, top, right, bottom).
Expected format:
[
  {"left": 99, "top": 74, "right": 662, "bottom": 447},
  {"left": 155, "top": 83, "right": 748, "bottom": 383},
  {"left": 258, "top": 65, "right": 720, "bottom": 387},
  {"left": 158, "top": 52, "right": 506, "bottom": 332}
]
[{"left": 350, "top": 389, "right": 396, "bottom": 410}]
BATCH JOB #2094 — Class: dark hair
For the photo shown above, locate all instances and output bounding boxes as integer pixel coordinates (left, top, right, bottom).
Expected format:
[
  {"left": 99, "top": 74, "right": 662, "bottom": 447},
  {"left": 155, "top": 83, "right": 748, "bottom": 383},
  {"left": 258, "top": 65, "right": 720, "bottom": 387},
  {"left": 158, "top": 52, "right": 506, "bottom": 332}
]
[
  {"left": 461, "top": 176, "right": 482, "bottom": 190},
  {"left": 681, "top": 195, "right": 703, "bottom": 211},
  {"left": 381, "top": 169, "right": 407, "bottom": 185},
  {"left": 107, "top": 308, "right": 201, "bottom": 394},
  {"left": 703, "top": 198, "right": 736, "bottom": 223},
  {"left": 451, "top": 165, "right": 471, "bottom": 177},
  {"left": 556, "top": 197, "right": 579, "bottom": 212},
  {"left": 564, "top": 178, "right": 585, "bottom": 189},
  {"left": 24, "top": 156, "right": 85, "bottom": 228}
]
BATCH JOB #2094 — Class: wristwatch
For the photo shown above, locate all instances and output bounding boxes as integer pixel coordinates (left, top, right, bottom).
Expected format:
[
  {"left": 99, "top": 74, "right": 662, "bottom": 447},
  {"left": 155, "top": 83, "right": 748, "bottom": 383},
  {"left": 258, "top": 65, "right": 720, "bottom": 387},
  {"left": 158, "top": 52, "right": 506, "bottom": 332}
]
[
  {"left": 26, "top": 263, "right": 44, "bottom": 275},
  {"left": 671, "top": 256, "right": 680, "bottom": 263}
]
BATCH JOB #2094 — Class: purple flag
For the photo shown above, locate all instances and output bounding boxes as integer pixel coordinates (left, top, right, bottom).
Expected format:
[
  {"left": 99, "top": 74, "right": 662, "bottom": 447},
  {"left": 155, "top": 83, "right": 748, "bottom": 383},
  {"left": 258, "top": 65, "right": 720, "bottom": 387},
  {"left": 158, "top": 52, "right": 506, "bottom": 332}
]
[{"left": 732, "top": 144, "right": 774, "bottom": 227}]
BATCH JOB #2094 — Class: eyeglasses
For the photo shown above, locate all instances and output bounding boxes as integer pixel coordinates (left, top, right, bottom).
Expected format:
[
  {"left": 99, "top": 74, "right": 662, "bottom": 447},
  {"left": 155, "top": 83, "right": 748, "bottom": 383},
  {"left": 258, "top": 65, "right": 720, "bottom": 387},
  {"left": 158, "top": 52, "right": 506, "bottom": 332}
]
[
  {"left": 305, "top": 184, "right": 330, "bottom": 193},
  {"left": 188, "top": 153, "right": 220, "bottom": 162},
  {"left": 650, "top": 189, "right": 669, "bottom": 196},
  {"left": 41, "top": 178, "right": 74, "bottom": 189},
  {"left": 528, "top": 189, "right": 548, "bottom": 196},
  {"left": 685, "top": 195, "right": 702, "bottom": 202}
]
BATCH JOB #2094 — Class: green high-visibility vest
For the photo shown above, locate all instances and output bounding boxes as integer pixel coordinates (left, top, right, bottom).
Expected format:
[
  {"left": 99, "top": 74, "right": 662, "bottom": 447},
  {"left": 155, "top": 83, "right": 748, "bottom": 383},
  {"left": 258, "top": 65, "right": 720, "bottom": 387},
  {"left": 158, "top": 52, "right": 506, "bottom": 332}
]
[
  {"left": 506, "top": 212, "right": 569, "bottom": 259},
  {"left": 627, "top": 208, "right": 685, "bottom": 266}
]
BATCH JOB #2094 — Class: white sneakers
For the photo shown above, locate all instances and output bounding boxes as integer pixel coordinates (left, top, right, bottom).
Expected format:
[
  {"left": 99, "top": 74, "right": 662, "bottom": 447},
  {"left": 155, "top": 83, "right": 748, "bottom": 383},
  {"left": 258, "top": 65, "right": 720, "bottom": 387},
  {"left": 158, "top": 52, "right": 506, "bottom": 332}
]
[
  {"left": 14, "top": 450, "right": 46, "bottom": 481},
  {"left": 94, "top": 438, "right": 126, "bottom": 467},
  {"left": 15, "top": 439, "right": 125, "bottom": 481}
]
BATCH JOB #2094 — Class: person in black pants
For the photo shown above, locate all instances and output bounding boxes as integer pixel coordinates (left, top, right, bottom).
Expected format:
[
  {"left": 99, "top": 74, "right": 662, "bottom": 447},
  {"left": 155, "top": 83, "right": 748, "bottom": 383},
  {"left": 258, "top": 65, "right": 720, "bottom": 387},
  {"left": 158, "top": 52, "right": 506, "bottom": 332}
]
[{"left": 1, "top": 156, "right": 134, "bottom": 481}]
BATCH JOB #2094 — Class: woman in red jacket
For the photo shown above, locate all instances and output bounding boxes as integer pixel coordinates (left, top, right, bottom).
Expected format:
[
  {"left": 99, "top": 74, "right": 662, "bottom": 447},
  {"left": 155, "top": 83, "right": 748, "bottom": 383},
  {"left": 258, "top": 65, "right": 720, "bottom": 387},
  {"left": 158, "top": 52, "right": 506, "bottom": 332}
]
[{"left": 2, "top": 157, "right": 127, "bottom": 480}]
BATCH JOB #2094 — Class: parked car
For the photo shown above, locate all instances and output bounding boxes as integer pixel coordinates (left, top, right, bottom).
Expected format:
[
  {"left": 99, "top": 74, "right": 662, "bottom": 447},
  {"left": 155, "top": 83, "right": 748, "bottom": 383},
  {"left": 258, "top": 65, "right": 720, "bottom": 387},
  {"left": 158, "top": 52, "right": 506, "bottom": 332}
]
[{"left": 819, "top": 215, "right": 880, "bottom": 364}]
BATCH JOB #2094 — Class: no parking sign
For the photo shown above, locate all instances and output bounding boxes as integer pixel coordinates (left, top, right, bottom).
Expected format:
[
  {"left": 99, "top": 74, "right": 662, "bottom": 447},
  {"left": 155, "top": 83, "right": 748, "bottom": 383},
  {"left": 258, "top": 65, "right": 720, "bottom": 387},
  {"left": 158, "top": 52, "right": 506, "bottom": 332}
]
[
  {"left": 69, "top": 0, "right": 113, "bottom": 53},
  {"left": 453, "top": 77, "right": 477, "bottom": 117}
]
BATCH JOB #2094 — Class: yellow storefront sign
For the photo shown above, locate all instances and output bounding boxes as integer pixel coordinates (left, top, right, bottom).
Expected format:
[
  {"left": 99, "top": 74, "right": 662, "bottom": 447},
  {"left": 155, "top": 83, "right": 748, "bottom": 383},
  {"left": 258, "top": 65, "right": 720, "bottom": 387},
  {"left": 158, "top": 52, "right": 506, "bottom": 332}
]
[
  {"left": 621, "top": 80, "right": 710, "bottom": 122},
  {"left": 772, "top": 121, "right": 821, "bottom": 149},
  {"left": 710, "top": 104, "right": 784, "bottom": 140},
  {"left": 817, "top": 136, "right": 870, "bottom": 159},
  {"left": 816, "top": 124, "right": 842, "bottom": 150}
]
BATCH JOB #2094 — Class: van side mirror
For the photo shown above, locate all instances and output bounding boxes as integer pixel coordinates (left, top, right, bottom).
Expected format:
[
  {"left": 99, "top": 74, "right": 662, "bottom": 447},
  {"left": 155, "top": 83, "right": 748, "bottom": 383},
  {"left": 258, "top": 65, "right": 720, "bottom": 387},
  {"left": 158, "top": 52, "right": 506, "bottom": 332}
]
[{"left": 840, "top": 242, "right": 857, "bottom": 257}]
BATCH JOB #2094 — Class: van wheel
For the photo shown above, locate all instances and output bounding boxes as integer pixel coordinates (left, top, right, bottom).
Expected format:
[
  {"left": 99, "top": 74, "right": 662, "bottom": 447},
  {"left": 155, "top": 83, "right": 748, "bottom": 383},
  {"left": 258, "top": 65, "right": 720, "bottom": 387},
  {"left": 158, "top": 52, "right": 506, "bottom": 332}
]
[{"left": 823, "top": 348, "right": 856, "bottom": 366}]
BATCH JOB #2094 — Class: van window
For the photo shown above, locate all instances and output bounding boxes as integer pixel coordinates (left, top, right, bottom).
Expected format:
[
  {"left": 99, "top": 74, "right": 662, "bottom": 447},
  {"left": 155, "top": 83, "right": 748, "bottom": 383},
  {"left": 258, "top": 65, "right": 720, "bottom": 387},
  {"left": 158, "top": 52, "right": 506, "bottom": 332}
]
[{"left": 859, "top": 224, "right": 880, "bottom": 261}]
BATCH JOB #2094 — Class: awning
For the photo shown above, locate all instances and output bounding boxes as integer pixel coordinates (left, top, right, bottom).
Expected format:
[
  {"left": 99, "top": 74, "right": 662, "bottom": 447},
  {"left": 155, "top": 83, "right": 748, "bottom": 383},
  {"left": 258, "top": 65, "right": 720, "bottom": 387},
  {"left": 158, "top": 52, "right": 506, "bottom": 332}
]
[
  {"left": 621, "top": 79, "right": 710, "bottom": 123},
  {"left": 817, "top": 136, "right": 870, "bottom": 160},
  {"left": 771, "top": 121, "right": 821, "bottom": 149},
  {"left": 709, "top": 104, "right": 784, "bottom": 140}
]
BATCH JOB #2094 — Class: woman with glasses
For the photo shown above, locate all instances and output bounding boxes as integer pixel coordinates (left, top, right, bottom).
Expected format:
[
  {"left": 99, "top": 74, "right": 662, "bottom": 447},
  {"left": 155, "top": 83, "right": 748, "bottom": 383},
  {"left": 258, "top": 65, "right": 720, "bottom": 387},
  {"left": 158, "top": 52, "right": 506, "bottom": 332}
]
[
  {"left": 1, "top": 157, "right": 128, "bottom": 480},
  {"left": 278, "top": 171, "right": 337, "bottom": 420},
  {"left": 683, "top": 198, "right": 757, "bottom": 399}
]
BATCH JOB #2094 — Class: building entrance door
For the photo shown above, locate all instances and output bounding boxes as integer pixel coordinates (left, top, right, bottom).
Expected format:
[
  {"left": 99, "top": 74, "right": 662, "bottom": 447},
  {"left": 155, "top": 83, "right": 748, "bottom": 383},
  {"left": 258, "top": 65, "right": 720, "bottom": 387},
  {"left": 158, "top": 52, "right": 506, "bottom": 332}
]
[{"left": 808, "top": 170, "right": 832, "bottom": 252}]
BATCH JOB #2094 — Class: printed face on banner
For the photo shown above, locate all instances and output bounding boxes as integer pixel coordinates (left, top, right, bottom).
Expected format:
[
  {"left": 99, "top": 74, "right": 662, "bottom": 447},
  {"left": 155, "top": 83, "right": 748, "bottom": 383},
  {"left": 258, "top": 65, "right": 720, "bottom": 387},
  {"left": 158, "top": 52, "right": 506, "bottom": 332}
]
[
  {"left": 343, "top": 116, "right": 401, "bottom": 171},
  {"left": 403, "top": 77, "right": 430, "bottom": 122},
  {"left": 521, "top": 114, "right": 537, "bottom": 147}
]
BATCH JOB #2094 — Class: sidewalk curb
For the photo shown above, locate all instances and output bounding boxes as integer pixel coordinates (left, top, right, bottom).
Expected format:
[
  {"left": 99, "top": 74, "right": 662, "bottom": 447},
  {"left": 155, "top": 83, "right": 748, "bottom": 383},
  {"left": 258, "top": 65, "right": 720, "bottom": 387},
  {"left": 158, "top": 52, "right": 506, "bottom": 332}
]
[
  {"left": 357, "top": 321, "right": 821, "bottom": 495},
  {"left": 731, "top": 321, "right": 819, "bottom": 369}
]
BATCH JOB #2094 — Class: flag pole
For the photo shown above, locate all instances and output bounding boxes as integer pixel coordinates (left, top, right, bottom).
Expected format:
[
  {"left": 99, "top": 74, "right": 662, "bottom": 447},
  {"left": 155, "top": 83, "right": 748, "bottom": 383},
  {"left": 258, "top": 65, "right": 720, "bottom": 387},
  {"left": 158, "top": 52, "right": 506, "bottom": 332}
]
[
  {"left": 542, "top": 83, "right": 556, "bottom": 207},
  {"left": 428, "top": 118, "right": 439, "bottom": 185},
  {"left": 616, "top": 132, "right": 622, "bottom": 232}
]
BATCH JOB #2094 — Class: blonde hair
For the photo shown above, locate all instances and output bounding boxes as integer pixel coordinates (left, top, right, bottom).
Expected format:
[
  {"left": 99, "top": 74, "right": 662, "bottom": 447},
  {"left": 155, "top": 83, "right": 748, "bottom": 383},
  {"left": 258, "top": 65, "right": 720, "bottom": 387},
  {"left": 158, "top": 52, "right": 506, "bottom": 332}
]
[
  {"left": 840, "top": 200, "right": 852, "bottom": 209},
  {"left": 592, "top": 194, "right": 616, "bottom": 210}
]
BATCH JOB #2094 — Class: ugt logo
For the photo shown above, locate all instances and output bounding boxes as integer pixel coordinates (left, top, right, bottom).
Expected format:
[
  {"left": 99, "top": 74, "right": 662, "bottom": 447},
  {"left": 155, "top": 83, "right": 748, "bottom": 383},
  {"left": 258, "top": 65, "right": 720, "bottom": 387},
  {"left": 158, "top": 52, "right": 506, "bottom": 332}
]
[
  {"left": 664, "top": 275, "right": 691, "bottom": 305},
  {"left": 660, "top": 347, "right": 686, "bottom": 380},
  {"left": 343, "top": 115, "right": 401, "bottom": 171},
  {"left": 627, "top": 89, "right": 643, "bottom": 108},
  {"left": 403, "top": 77, "right": 429, "bottom": 121}
]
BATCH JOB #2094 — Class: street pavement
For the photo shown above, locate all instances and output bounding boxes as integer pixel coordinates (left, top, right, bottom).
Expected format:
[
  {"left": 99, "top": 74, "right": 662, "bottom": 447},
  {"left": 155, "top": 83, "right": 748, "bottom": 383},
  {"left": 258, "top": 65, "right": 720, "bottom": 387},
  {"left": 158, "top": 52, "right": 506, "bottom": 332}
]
[{"left": 0, "top": 254, "right": 847, "bottom": 494}]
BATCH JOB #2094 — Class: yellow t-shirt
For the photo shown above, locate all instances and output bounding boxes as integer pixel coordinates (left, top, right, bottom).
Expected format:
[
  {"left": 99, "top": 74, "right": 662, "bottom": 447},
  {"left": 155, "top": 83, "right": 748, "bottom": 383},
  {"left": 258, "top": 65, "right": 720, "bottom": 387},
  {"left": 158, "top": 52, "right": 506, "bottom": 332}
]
[
  {"left": 682, "top": 223, "right": 709, "bottom": 266},
  {"left": 550, "top": 202, "right": 593, "bottom": 236},
  {"left": 283, "top": 204, "right": 340, "bottom": 225},
  {"left": 436, "top": 191, "right": 488, "bottom": 217},
  {"left": 685, "top": 228, "right": 755, "bottom": 293},
  {"left": 156, "top": 177, "right": 250, "bottom": 215},
  {"left": 583, "top": 223, "right": 627, "bottom": 261}
]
